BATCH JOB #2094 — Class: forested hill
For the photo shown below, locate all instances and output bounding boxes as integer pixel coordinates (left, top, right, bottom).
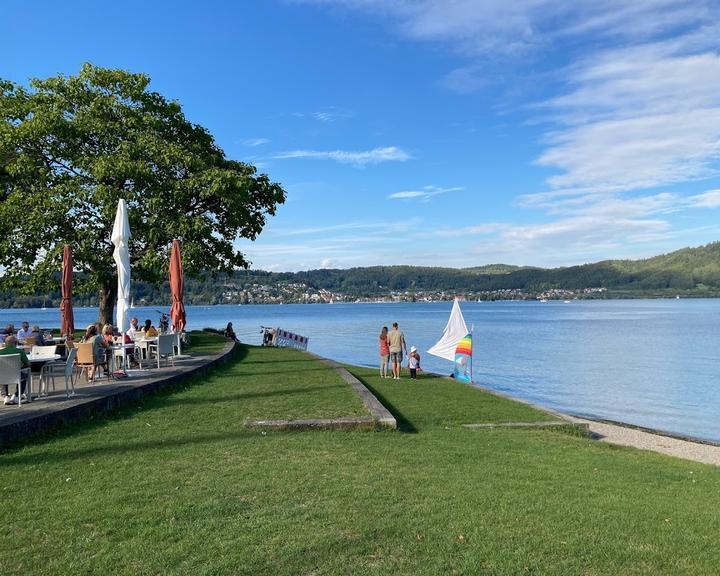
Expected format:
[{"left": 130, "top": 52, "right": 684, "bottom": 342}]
[{"left": 3, "top": 242, "right": 720, "bottom": 308}]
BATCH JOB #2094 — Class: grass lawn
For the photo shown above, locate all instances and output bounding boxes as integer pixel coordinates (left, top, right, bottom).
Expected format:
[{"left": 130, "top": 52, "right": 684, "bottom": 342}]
[{"left": 1, "top": 345, "right": 719, "bottom": 575}]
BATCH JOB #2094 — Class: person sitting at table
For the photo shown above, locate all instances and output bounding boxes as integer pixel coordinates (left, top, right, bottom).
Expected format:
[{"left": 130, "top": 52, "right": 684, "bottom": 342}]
[
  {"left": 81, "top": 324, "right": 108, "bottom": 379},
  {"left": 0, "top": 335, "right": 30, "bottom": 405},
  {"left": 16, "top": 321, "right": 33, "bottom": 341},
  {"left": 126, "top": 317, "right": 140, "bottom": 340},
  {"left": 0, "top": 323, "right": 15, "bottom": 344},
  {"left": 101, "top": 324, "right": 115, "bottom": 346},
  {"left": 142, "top": 319, "right": 158, "bottom": 337},
  {"left": 30, "top": 325, "right": 46, "bottom": 346}
]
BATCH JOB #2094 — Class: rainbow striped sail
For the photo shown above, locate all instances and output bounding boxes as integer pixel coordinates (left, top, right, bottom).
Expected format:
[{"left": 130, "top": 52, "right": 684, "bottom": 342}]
[{"left": 453, "top": 333, "right": 472, "bottom": 383}]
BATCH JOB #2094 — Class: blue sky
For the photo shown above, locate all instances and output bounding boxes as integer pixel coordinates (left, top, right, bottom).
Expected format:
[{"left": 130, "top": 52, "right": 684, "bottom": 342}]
[{"left": 3, "top": 0, "right": 720, "bottom": 271}]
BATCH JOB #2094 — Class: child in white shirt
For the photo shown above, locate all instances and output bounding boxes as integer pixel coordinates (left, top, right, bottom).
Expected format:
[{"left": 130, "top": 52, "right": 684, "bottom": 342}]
[{"left": 408, "top": 346, "right": 421, "bottom": 379}]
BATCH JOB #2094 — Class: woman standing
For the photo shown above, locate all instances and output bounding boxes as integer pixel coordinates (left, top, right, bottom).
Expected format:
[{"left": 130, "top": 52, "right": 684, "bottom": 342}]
[{"left": 379, "top": 326, "right": 390, "bottom": 378}]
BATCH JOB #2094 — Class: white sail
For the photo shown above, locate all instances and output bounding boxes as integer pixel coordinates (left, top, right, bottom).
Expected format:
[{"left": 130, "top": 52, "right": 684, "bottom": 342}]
[{"left": 427, "top": 298, "right": 469, "bottom": 362}]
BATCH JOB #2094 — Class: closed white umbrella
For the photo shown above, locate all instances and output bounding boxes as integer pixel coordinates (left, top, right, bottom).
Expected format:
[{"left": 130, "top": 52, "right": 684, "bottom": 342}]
[{"left": 111, "top": 199, "right": 131, "bottom": 374}]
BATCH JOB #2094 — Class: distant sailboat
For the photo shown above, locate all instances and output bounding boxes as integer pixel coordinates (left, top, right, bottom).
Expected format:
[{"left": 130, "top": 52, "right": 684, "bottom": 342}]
[
  {"left": 428, "top": 298, "right": 473, "bottom": 383},
  {"left": 130, "top": 297, "right": 135, "bottom": 309},
  {"left": 41, "top": 297, "right": 48, "bottom": 310}
]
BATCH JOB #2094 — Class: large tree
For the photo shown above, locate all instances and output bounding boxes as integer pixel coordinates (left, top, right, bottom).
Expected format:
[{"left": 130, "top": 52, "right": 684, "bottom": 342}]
[{"left": 0, "top": 64, "right": 286, "bottom": 324}]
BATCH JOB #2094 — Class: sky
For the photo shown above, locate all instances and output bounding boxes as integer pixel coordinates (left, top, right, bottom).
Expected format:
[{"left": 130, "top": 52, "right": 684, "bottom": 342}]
[{"left": 2, "top": 0, "right": 720, "bottom": 271}]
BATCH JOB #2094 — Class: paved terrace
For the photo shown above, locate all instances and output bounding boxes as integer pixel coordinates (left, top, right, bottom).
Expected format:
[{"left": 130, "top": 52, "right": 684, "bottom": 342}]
[{"left": 0, "top": 341, "right": 237, "bottom": 448}]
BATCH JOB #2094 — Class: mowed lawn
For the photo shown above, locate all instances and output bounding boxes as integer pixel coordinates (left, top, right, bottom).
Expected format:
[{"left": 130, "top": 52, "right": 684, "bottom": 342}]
[{"left": 1, "top": 341, "right": 719, "bottom": 575}]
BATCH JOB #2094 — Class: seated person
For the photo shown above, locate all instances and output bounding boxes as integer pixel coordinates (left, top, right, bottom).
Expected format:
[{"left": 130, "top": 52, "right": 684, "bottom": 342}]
[
  {"left": 0, "top": 323, "right": 15, "bottom": 344},
  {"left": 30, "top": 325, "right": 46, "bottom": 346},
  {"left": 0, "top": 335, "right": 30, "bottom": 404},
  {"left": 126, "top": 317, "right": 140, "bottom": 340},
  {"left": 16, "top": 321, "right": 33, "bottom": 341},
  {"left": 142, "top": 319, "right": 158, "bottom": 337},
  {"left": 80, "top": 324, "right": 108, "bottom": 379},
  {"left": 101, "top": 324, "right": 115, "bottom": 346},
  {"left": 224, "top": 322, "right": 238, "bottom": 342}
]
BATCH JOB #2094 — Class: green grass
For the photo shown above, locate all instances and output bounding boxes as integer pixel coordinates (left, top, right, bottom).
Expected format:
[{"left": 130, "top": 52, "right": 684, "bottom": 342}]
[{"left": 1, "top": 346, "right": 719, "bottom": 575}]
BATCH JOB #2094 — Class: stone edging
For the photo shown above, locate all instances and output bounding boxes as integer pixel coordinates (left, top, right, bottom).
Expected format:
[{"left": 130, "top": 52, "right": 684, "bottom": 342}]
[
  {"left": 244, "top": 352, "right": 397, "bottom": 431},
  {"left": 462, "top": 421, "right": 589, "bottom": 430},
  {"left": 0, "top": 339, "right": 238, "bottom": 449}
]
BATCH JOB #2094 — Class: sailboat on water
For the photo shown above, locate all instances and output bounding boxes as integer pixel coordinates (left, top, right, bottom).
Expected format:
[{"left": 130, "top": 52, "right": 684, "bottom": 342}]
[{"left": 427, "top": 298, "right": 473, "bottom": 383}]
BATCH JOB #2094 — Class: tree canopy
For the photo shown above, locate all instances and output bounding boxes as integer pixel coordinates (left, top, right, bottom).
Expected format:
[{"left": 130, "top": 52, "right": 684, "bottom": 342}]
[{"left": 0, "top": 64, "right": 286, "bottom": 323}]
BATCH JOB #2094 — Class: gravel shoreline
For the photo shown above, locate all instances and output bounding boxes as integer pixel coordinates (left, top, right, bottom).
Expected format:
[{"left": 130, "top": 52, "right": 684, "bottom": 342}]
[
  {"left": 467, "top": 380, "right": 720, "bottom": 466},
  {"left": 564, "top": 415, "right": 720, "bottom": 466}
]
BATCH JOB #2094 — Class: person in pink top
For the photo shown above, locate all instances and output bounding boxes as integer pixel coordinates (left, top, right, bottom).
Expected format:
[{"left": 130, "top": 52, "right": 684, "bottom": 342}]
[{"left": 379, "top": 326, "right": 390, "bottom": 378}]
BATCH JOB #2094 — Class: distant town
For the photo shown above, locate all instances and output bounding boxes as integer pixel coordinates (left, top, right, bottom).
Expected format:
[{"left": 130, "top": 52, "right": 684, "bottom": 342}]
[{"left": 218, "top": 282, "right": 609, "bottom": 305}]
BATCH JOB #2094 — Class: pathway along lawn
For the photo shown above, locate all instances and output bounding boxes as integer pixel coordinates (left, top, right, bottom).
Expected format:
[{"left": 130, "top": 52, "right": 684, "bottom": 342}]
[{"left": 2, "top": 347, "right": 719, "bottom": 575}]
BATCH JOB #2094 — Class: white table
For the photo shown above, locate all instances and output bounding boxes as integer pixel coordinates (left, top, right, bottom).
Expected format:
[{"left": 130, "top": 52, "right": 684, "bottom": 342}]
[
  {"left": 134, "top": 338, "right": 158, "bottom": 367},
  {"left": 110, "top": 343, "right": 137, "bottom": 372}
]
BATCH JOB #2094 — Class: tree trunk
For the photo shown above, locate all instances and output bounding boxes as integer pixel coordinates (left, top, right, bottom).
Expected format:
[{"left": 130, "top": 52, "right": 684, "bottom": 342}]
[{"left": 98, "top": 282, "right": 117, "bottom": 327}]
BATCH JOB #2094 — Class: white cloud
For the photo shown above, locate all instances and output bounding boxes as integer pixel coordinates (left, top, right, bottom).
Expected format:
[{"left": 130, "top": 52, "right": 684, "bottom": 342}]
[
  {"left": 524, "top": 46, "right": 720, "bottom": 201},
  {"left": 689, "top": 189, "right": 720, "bottom": 208},
  {"left": 320, "top": 258, "right": 335, "bottom": 268},
  {"left": 274, "top": 145, "right": 411, "bottom": 165},
  {"left": 308, "top": 1, "right": 717, "bottom": 55},
  {"left": 387, "top": 185, "right": 464, "bottom": 201},
  {"left": 242, "top": 138, "right": 271, "bottom": 147},
  {"left": 313, "top": 108, "right": 353, "bottom": 122}
]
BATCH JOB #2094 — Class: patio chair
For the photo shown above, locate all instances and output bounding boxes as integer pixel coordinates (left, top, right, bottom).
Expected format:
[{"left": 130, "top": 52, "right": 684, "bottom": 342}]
[
  {"left": 39, "top": 347, "right": 77, "bottom": 397},
  {"left": 0, "top": 354, "right": 23, "bottom": 407},
  {"left": 22, "top": 336, "right": 38, "bottom": 347},
  {"left": 149, "top": 333, "right": 176, "bottom": 368},
  {"left": 75, "top": 342, "right": 108, "bottom": 383}
]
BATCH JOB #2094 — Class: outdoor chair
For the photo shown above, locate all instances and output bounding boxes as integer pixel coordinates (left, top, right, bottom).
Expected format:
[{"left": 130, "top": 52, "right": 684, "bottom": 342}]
[
  {"left": 0, "top": 354, "right": 23, "bottom": 407},
  {"left": 149, "top": 333, "right": 176, "bottom": 368},
  {"left": 22, "top": 336, "right": 38, "bottom": 347},
  {"left": 39, "top": 347, "right": 76, "bottom": 397},
  {"left": 75, "top": 342, "right": 108, "bottom": 383},
  {"left": 31, "top": 345, "right": 58, "bottom": 394}
]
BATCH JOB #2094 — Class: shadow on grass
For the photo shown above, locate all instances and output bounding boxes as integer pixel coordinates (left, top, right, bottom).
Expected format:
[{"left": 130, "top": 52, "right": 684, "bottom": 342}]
[
  {"left": 232, "top": 367, "right": 337, "bottom": 377},
  {"left": 160, "top": 384, "right": 349, "bottom": 407},
  {"left": 236, "top": 358, "right": 322, "bottom": 366},
  {"left": 0, "top": 344, "right": 250, "bottom": 455},
  {"left": 352, "top": 374, "right": 418, "bottom": 434},
  {"left": 1, "top": 429, "right": 262, "bottom": 466}
]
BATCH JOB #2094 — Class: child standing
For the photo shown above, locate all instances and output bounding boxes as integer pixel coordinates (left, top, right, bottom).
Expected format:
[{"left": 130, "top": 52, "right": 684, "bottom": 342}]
[{"left": 408, "top": 346, "right": 421, "bottom": 379}]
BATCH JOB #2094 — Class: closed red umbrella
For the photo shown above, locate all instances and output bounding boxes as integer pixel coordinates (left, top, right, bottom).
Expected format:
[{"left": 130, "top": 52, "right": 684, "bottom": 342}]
[
  {"left": 169, "top": 239, "right": 186, "bottom": 332},
  {"left": 60, "top": 244, "right": 75, "bottom": 339}
]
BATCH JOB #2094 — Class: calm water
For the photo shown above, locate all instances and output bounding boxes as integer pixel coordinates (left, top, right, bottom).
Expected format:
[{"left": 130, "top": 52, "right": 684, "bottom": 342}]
[{"left": 2, "top": 299, "right": 719, "bottom": 442}]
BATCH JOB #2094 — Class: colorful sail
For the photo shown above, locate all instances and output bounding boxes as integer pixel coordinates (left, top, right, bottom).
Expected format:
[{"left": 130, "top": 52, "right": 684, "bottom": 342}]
[{"left": 453, "top": 333, "right": 473, "bottom": 383}]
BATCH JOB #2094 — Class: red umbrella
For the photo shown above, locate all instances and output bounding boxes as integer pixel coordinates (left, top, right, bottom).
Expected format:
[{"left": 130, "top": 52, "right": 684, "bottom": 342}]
[
  {"left": 169, "top": 239, "right": 186, "bottom": 332},
  {"left": 60, "top": 244, "right": 75, "bottom": 339}
]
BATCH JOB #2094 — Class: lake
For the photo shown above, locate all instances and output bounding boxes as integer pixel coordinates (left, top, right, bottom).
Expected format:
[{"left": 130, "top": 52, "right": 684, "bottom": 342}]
[{"left": 2, "top": 299, "right": 719, "bottom": 443}]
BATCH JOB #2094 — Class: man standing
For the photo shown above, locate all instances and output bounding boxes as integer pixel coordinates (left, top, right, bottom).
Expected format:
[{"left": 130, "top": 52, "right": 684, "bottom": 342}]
[{"left": 387, "top": 322, "right": 407, "bottom": 380}]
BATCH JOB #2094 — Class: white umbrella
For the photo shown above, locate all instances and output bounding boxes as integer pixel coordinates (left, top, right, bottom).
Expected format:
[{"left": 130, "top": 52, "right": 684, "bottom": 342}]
[{"left": 111, "top": 199, "right": 131, "bottom": 374}]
